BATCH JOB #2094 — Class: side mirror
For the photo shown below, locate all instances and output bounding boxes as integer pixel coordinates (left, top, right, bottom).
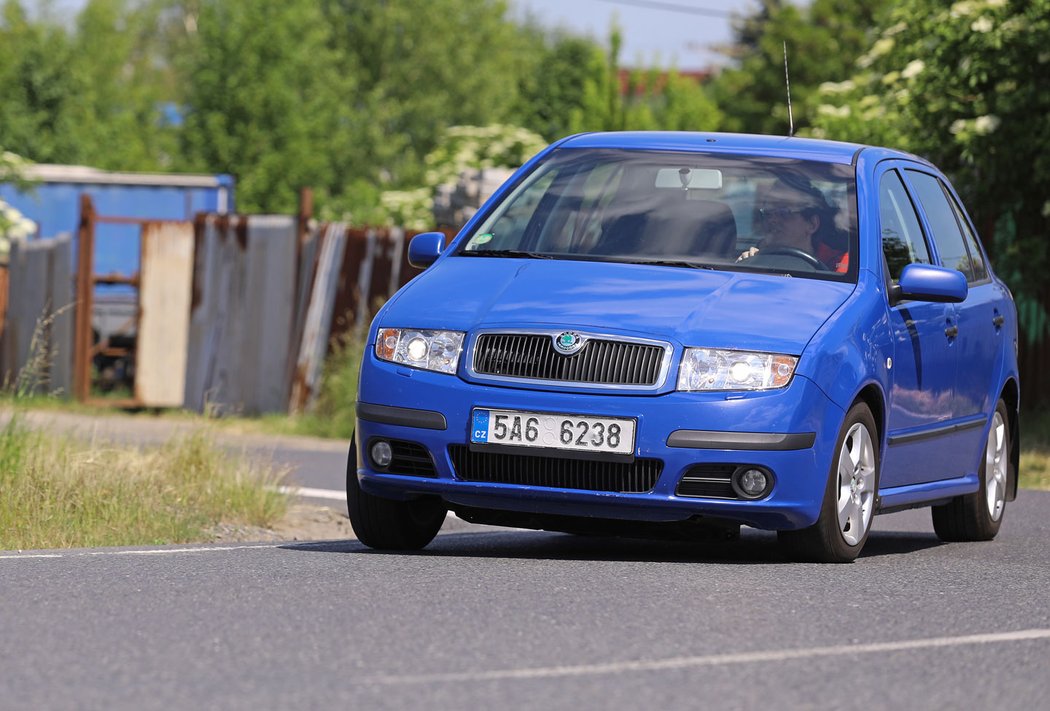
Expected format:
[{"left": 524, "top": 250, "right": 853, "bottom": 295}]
[
  {"left": 408, "top": 231, "right": 445, "bottom": 268},
  {"left": 892, "top": 263, "right": 968, "bottom": 304}
]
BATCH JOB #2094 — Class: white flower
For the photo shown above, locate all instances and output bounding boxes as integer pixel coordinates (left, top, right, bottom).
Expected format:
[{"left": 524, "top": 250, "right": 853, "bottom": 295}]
[
  {"left": 858, "top": 38, "right": 895, "bottom": 68},
  {"left": 950, "top": 1, "right": 976, "bottom": 18},
  {"left": 971, "top": 16, "right": 994, "bottom": 32},
  {"left": 870, "top": 37, "right": 895, "bottom": 57},
  {"left": 974, "top": 114, "right": 1001, "bottom": 134},
  {"left": 985, "top": 0, "right": 1007, "bottom": 8},
  {"left": 819, "top": 79, "right": 856, "bottom": 94},
  {"left": 861, "top": 105, "right": 887, "bottom": 121},
  {"left": 950, "top": 119, "right": 968, "bottom": 135},
  {"left": 817, "top": 104, "right": 852, "bottom": 119},
  {"left": 901, "top": 60, "right": 926, "bottom": 79},
  {"left": 882, "top": 22, "right": 908, "bottom": 37}
]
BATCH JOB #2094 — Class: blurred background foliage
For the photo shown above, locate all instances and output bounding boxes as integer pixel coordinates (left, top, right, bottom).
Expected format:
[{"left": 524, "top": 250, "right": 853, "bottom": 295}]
[
  {"left": 1, "top": 0, "right": 1048, "bottom": 402},
  {"left": 0, "top": 0, "right": 734, "bottom": 218},
  {"left": 808, "top": 0, "right": 1050, "bottom": 349}
]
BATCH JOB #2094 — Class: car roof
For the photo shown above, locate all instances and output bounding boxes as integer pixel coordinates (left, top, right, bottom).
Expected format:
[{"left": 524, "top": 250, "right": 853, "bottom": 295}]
[{"left": 558, "top": 131, "right": 910, "bottom": 166}]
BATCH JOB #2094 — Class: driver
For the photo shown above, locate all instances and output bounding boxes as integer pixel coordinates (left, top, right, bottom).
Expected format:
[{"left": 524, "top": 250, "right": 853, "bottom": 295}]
[{"left": 737, "top": 174, "right": 848, "bottom": 272}]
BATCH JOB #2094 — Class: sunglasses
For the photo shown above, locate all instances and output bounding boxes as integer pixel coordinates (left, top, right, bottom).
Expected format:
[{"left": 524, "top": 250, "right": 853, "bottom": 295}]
[{"left": 758, "top": 206, "right": 815, "bottom": 220}]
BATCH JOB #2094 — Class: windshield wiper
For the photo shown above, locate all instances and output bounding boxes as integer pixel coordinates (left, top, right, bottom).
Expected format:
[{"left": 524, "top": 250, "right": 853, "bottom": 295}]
[
  {"left": 460, "top": 249, "right": 555, "bottom": 259},
  {"left": 618, "top": 258, "right": 717, "bottom": 270}
]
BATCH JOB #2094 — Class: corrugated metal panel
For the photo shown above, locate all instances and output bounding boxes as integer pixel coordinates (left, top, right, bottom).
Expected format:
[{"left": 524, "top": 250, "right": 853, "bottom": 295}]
[
  {"left": 1020, "top": 283, "right": 1050, "bottom": 406},
  {"left": 184, "top": 216, "right": 247, "bottom": 413},
  {"left": 290, "top": 222, "right": 347, "bottom": 412},
  {"left": 184, "top": 215, "right": 297, "bottom": 415},
  {"left": 0, "top": 267, "right": 7, "bottom": 351},
  {"left": 48, "top": 236, "right": 74, "bottom": 395},
  {"left": 0, "top": 235, "right": 74, "bottom": 393},
  {"left": 241, "top": 215, "right": 297, "bottom": 413},
  {"left": 136, "top": 222, "right": 194, "bottom": 407}
]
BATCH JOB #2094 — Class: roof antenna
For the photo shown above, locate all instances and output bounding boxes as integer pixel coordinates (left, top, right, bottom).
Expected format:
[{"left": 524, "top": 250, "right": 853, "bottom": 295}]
[{"left": 783, "top": 40, "right": 794, "bottom": 137}]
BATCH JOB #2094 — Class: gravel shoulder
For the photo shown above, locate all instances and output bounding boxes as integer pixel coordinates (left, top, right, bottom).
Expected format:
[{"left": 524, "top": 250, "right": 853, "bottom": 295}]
[{"left": 209, "top": 504, "right": 356, "bottom": 543}]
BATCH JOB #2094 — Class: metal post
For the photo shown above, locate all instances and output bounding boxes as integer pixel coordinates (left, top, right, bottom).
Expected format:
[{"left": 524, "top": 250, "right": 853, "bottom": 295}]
[{"left": 73, "top": 194, "right": 95, "bottom": 402}]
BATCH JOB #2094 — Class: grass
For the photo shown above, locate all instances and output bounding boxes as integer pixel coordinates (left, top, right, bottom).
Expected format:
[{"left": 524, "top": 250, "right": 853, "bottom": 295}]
[{"left": 0, "top": 415, "right": 288, "bottom": 551}]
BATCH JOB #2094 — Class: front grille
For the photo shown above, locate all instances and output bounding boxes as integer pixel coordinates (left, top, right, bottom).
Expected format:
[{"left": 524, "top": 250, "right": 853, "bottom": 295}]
[
  {"left": 676, "top": 464, "right": 737, "bottom": 499},
  {"left": 448, "top": 445, "right": 661, "bottom": 493},
  {"left": 473, "top": 333, "right": 665, "bottom": 386},
  {"left": 378, "top": 439, "right": 437, "bottom": 477}
]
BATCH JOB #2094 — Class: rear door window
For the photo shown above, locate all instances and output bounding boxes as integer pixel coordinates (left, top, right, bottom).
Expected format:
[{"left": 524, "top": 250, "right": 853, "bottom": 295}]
[
  {"left": 944, "top": 190, "right": 989, "bottom": 282},
  {"left": 905, "top": 170, "right": 978, "bottom": 282}
]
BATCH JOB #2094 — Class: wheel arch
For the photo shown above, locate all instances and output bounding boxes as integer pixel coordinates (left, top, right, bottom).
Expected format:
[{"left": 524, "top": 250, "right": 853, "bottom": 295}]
[
  {"left": 1000, "top": 378, "right": 1020, "bottom": 501},
  {"left": 854, "top": 381, "right": 886, "bottom": 456}
]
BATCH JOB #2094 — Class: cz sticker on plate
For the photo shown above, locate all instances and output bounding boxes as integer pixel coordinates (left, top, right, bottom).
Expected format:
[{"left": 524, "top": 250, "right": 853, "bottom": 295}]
[{"left": 470, "top": 408, "right": 635, "bottom": 456}]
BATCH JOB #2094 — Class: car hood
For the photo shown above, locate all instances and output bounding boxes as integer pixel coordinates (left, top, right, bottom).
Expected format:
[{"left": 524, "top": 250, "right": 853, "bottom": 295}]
[{"left": 387, "top": 257, "right": 855, "bottom": 354}]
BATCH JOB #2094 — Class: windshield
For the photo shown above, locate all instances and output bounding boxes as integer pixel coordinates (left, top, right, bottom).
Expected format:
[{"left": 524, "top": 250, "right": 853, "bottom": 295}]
[{"left": 457, "top": 148, "right": 858, "bottom": 281}]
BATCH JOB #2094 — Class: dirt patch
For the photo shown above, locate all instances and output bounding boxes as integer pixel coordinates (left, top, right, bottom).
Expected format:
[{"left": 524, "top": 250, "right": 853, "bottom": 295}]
[{"left": 209, "top": 504, "right": 355, "bottom": 543}]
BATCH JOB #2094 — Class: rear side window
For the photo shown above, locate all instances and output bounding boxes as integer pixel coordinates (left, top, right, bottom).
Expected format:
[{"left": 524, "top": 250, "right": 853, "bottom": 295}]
[
  {"left": 879, "top": 170, "right": 930, "bottom": 283},
  {"left": 905, "top": 170, "right": 978, "bottom": 282},
  {"left": 944, "top": 190, "right": 989, "bottom": 282}
]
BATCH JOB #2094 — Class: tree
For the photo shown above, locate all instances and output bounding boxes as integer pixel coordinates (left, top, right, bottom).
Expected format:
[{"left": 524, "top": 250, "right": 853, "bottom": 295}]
[
  {"left": 565, "top": 25, "right": 722, "bottom": 135},
  {"left": 66, "top": 0, "right": 178, "bottom": 170},
  {"left": 321, "top": 0, "right": 531, "bottom": 190},
  {"left": 179, "top": 0, "right": 352, "bottom": 213},
  {"left": 516, "top": 32, "right": 606, "bottom": 141},
  {"left": 810, "top": 0, "right": 1050, "bottom": 404},
  {"left": 650, "top": 70, "right": 724, "bottom": 132},
  {"left": 0, "top": 0, "right": 177, "bottom": 169},
  {"left": 709, "top": 0, "right": 891, "bottom": 135},
  {"left": 0, "top": 1, "right": 82, "bottom": 162}
]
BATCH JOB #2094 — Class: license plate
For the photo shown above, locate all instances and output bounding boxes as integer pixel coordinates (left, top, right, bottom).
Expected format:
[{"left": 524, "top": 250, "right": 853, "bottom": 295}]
[{"left": 470, "top": 408, "right": 635, "bottom": 455}]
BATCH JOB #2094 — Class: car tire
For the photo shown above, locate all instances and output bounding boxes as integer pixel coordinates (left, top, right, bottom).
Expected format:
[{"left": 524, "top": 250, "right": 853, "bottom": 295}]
[
  {"left": 779, "top": 402, "right": 879, "bottom": 563},
  {"left": 346, "top": 434, "right": 446, "bottom": 550},
  {"left": 931, "top": 399, "right": 1010, "bottom": 542}
]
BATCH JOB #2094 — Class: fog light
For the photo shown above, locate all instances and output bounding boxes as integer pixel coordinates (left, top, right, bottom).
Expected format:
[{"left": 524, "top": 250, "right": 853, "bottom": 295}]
[
  {"left": 371, "top": 440, "right": 393, "bottom": 468},
  {"left": 731, "top": 467, "right": 772, "bottom": 499}
]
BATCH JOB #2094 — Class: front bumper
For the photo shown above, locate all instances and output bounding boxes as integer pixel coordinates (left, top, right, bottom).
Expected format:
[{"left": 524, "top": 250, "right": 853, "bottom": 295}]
[{"left": 354, "top": 358, "right": 846, "bottom": 531}]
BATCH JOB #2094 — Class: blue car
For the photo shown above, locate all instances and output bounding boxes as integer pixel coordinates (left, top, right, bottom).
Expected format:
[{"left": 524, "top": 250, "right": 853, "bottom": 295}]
[{"left": 348, "top": 132, "right": 1019, "bottom": 562}]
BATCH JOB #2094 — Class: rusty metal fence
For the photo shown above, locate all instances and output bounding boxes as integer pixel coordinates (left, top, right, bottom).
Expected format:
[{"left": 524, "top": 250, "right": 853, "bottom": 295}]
[
  {"left": 287, "top": 222, "right": 452, "bottom": 413},
  {"left": 184, "top": 214, "right": 298, "bottom": 415},
  {"left": 0, "top": 234, "right": 74, "bottom": 394}
]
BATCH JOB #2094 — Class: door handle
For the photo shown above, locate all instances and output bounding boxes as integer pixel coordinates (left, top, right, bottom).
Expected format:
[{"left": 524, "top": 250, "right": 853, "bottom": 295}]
[{"left": 945, "top": 325, "right": 959, "bottom": 339}]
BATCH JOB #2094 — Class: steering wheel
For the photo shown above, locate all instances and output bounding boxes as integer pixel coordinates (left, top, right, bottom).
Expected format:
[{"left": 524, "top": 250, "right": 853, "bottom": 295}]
[{"left": 756, "top": 246, "right": 828, "bottom": 271}]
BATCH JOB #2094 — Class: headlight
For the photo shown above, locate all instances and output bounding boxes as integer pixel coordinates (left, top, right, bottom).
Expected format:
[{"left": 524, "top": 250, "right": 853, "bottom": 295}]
[
  {"left": 375, "top": 328, "right": 465, "bottom": 374},
  {"left": 677, "top": 348, "right": 797, "bottom": 391}
]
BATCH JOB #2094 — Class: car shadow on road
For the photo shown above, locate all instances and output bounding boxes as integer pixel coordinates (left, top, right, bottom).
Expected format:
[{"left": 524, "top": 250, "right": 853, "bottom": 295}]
[{"left": 280, "top": 527, "right": 945, "bottom": 564}]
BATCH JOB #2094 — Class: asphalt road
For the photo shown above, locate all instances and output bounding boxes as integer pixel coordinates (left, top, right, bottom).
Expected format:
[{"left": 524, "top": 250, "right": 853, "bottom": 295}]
[{"left": 3, "top": 489, "right": 1049, "bottom": 710}]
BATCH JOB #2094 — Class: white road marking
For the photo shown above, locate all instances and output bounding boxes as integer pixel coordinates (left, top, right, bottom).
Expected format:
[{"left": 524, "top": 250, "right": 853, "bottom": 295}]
[
  {"left": 275, "top": 485, "right": 347, "bottom": 501},
  {"left": 0, "top": 543, "right": 285, "bottom": 560},
  {"left": 359, "top": 628, "right": 1050, "bottom": 686}
]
